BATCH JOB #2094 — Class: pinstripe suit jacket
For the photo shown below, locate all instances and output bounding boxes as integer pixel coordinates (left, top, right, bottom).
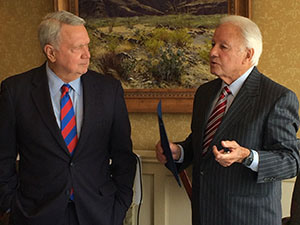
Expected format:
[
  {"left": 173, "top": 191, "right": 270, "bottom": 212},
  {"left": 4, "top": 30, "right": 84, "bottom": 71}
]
[{"left": 178, "top": 67, "right": 300, "bottom": 225}]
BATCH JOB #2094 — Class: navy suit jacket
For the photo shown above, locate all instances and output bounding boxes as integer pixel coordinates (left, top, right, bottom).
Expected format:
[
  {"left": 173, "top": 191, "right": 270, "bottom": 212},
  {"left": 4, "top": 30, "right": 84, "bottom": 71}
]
[
  {"left": 0, "top": 64, "right": 136, "bottom": 225},
  {"left": 178, "top": 67, "right": 300, "bottom": 225}
]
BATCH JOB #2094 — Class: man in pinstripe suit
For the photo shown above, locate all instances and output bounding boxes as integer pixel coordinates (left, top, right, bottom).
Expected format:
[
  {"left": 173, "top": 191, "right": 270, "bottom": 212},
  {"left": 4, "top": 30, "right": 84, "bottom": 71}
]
[{"left": 156, "top": 15, "right": 300, "bottom": 225}]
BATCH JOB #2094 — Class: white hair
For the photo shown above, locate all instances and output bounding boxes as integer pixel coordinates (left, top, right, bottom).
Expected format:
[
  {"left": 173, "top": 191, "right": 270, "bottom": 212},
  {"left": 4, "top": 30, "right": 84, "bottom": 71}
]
[
  {"left": 219, "top": 15, "right": 263, "bottom": 66},
  {"left": 38, "top": 10, "right": 86, "bottom": 51}
]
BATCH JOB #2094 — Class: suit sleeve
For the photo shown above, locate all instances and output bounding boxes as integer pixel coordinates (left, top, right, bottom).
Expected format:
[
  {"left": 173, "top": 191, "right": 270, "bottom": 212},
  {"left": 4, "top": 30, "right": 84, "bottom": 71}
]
[
  {"left": 0, "top": 80, "right": 18, "bottom": 213},
  {"left": 109, "top": 81, "right": 136, "bottom": 222},
  {"left": 175, "top": 134, "right": 194, "bottom": 172},
  {"left": 175, "top": 86, "right": 205, "bottom": 172},
  {"left": 257, "top": 90, "right": 300, "bottom": 183}
]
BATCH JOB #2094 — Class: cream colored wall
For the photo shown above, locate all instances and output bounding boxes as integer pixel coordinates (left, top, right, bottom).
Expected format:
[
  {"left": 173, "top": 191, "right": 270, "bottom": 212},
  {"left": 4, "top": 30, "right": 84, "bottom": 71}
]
[
  {"left": 252, "top": 1, "right": 300, "bottom": 93},
  {"left": 0, "top": 0, "right": 52, "bottom": 80},
  {"left": 1, "top": 0, "right": 300, "bottom": 223}
]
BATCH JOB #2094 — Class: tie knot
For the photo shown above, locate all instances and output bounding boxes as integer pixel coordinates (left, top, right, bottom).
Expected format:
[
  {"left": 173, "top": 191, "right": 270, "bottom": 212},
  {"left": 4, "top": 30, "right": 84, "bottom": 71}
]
[
  {"left": 223, "top": 86, "right": 231, "bottom": 97},
  {"left": 61, "top": 84, "right": 71, "bottom": 94}
]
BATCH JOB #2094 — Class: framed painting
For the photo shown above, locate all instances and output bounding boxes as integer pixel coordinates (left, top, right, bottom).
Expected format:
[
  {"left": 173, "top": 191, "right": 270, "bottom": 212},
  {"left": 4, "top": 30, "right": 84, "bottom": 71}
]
[{"left": 54, "top": 0, "right": 251, "bottom": 113}]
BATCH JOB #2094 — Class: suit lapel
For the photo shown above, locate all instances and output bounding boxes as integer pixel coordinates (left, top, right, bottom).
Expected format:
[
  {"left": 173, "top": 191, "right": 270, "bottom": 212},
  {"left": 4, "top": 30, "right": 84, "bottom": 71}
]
[
  {"left": 193, "top": 79, "right": 222, "bottom": 159},
  {"left": 31, "top": 64, "right": 69, "bottom": 154},
  {"left": 212, "top": 67, "right": 261, "bottom": 146},
  {"left": 74, "top": 73, "right": 104, "bottom": 156},
  {"left": 200, "top": 80, "right": 223, "bottom": 127}
]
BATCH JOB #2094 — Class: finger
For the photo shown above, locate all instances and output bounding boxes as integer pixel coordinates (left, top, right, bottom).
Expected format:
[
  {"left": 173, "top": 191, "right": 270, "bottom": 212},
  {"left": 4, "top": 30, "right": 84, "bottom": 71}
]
[
  {"left": 221, "top": 140, "right": 238, "bottom": 148},
  {"left": 215, "top": 151, "right": 234, "bottom": 166},
  {"left": 212, "top": 145, "right": 219, "bottom": 156},
  {"left": 169, "top": 143, "right": 181, "bottom": 160},
  {"left": 218, "top": 159, "right": 232, "bottom": 168},
  {"left": 170, "top": 142, "right": 179, "bottom": 153},
  {"left": 155, "top": 141, "right": 167, "bottom": 163},
  {"left": 155, "top": 141, "right": 164, "bottom": 153},
  {"left": 213, "top": 145, "right": 228, "bottom": 155},
  {"left": 213, "top": 146, "right": 224, "bottom": 162},
  {"left": 156, "top": 151, "right": 167, "bottom": 163},
  {"left": 221, "top": 140, "right": 231, "bottom": 148},
  {"left": 224, "top": 161, "right": 233, "bottom": 167}
]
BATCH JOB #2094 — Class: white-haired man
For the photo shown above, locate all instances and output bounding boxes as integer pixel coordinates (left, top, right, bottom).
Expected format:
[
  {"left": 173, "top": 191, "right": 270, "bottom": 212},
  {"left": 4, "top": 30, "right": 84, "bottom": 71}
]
[
  {"left": 0, "top": 10, "right": 136, "bottom": 225},
  {"left": 156, "top": 15, "right": 300, "bottom": 225}
]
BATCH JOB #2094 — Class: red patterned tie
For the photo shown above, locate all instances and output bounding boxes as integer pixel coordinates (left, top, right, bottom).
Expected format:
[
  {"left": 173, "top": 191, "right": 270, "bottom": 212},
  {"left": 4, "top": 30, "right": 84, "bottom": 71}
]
[
  {"left": 202, "top": 86, "right": 231, "bottom": 154},
  {"left": 60, "top": 84, "right": 78, "bottom": 155}
]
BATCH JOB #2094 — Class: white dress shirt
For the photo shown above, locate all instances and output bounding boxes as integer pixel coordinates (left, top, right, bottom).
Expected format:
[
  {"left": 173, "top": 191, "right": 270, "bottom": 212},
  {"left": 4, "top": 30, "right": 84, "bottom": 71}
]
[{"left": 46, "top": 63, "right": 83, "bottom": 137}]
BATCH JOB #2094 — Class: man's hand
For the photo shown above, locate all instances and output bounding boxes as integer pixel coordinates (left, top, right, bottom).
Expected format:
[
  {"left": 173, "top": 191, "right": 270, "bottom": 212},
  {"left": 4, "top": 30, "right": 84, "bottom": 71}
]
[
  {"left": 212, "top": 140, "right": 250, "bottom": 167},
  {"left": 155, "top": 141, "right": 181, "bottom": 164}
]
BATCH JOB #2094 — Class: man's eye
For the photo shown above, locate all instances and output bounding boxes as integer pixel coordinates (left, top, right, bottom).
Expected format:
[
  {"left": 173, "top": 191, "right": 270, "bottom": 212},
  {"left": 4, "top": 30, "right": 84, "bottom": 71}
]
[
  {"left": 72, "top": 47, "right": 80, "bottom": 52},
  {"left": 72, "top": 46, "right": 84, "bottom": 52}
]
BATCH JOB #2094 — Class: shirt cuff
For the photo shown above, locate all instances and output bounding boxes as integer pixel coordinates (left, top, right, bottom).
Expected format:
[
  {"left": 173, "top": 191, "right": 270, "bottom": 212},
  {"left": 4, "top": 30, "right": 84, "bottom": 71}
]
[
  {"left": 175, "top": 144, "right": 184, "bottom": 163},
  {"left": 247, "top": 149, "right": 259, "bottom": 172}
]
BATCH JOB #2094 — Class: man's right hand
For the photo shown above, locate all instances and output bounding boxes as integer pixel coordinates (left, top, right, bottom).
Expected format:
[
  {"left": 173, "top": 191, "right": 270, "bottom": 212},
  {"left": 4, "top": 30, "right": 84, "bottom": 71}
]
[{"left": 155, "top": 141, "right": 181, "bottom": 163}]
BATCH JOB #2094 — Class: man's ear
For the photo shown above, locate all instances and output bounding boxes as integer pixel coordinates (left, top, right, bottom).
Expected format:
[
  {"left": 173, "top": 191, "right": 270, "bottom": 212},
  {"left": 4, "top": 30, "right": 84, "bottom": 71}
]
[
  {"left": 243, "top": 48, "right": 254, "bottom": 64},
  {"left": 44, "top": 44, "right": 57, "bottom": 63}
]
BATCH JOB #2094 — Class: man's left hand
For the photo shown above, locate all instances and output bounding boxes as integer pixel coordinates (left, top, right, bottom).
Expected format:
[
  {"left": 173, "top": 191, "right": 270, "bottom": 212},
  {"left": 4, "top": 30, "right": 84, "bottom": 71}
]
[{"left": 212, "top": 140, "right": 250, "bottom": 167}]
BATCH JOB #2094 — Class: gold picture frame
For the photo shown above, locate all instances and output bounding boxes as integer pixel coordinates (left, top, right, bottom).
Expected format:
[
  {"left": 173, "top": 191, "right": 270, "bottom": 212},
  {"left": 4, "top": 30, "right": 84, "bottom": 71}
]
[{"left": 54, "top": 0, "right": 251, "bottom": 113}]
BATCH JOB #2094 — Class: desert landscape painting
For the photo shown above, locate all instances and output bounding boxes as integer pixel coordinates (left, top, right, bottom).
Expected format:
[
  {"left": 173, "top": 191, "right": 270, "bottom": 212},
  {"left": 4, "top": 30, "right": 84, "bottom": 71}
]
[{"left": 78, "top": 0, "right": 227, "bottom": 89}]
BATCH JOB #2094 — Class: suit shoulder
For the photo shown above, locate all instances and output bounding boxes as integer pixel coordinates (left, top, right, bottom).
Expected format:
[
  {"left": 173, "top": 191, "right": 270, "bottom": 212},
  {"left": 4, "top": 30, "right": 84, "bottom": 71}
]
[
  {"left": 2, "top": 66, "right": 43, "bottom": 88},
  {"left": 250, "top": 70, "right": 299, "bottom": 110},
  {"left": 195, "top": 78, "right": 221, "bottom": 95},
  {"left": 259, "top": 72, "right": 295, "bottom": 96},
  {"left": 84, "top": 70, "right": 120, "bottom": 85}
]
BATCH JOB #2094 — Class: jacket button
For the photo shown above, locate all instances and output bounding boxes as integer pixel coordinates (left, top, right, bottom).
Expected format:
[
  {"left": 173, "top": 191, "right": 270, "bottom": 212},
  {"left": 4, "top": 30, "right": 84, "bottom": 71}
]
[
  {"left": 200, "top": 171, "right": 204, "bottom": 176},
  {"left": 70, "top": 162, "right": 74, "bottom": 167}
]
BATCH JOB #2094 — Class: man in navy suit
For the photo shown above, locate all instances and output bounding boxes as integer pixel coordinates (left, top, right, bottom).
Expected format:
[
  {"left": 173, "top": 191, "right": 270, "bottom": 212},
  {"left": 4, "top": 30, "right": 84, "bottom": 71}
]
[
  {"left": 156, "top": 15, "right": 300, "bottom": 225},
  {"left": 0, "top": 10, "right": 136, "bottom": 225}
]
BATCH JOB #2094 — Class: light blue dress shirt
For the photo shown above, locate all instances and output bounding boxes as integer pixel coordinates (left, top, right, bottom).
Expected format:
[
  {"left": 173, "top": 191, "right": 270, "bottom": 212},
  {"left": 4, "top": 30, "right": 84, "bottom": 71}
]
[
  {"left": 177, "top": 66, "right": 259, "bottom": 172},
  {"left": 46, "top": 63, "right": 83, "bottom": 137}
]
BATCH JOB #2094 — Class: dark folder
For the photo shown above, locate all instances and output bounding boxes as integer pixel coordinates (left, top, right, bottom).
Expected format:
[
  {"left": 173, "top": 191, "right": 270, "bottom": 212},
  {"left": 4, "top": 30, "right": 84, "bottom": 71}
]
[{"left": 157, "top": 100, "right": 181, "bottom": 187}]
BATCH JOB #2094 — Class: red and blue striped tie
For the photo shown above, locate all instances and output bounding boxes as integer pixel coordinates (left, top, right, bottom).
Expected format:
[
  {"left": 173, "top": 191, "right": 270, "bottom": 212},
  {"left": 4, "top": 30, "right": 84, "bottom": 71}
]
[
  {"left": 60, "top": 84, "right": 78, "bottom": 155},
  {"left": 60, "top": 84, "right": 78, "bottom": 201}
]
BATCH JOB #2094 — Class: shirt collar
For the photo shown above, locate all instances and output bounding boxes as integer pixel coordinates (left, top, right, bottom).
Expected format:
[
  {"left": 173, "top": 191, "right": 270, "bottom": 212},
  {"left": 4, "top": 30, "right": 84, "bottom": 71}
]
[
  {"left": 222, "top": 66, "right": 254, "bottom": 97},
  {"left": 46, "top": 62, "right": 81, "bottom": 97}
]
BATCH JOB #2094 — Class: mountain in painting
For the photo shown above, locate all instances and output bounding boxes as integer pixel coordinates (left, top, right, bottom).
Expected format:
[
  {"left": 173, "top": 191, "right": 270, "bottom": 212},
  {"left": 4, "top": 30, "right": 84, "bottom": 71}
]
[{"left": 79, "top": 0, "right": 228, "bottom": 18}]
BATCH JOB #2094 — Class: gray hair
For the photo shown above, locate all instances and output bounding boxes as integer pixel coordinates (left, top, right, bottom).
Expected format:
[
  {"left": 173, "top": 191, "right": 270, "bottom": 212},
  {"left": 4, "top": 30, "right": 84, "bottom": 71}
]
[
  {"left": 38, "top": 10, "right": 86, "bottom": 51},
  {"left": 219, "top": 15, "right": 263, "bottom": 66}
]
